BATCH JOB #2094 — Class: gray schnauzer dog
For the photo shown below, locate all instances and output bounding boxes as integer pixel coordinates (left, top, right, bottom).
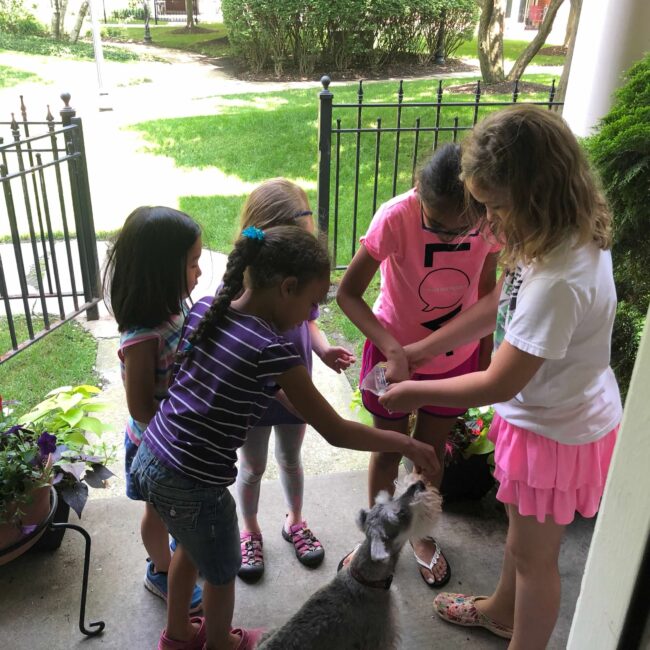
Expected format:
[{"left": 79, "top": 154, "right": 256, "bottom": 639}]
[{"left": 257, "top": 475, "right": 442, "bottom": 650}]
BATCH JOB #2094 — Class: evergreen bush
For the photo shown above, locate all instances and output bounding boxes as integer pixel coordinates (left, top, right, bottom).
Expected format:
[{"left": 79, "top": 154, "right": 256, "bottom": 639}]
[
  {"left": 587, "top": 53, "right": 650, "bottom": 400},
  {"left": 0, "top": 0, "right": 46, "bottom": 36}
]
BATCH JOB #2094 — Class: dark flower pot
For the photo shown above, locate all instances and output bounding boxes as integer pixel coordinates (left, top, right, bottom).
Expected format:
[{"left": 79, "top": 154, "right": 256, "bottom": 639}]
[
  {"left": 440, "top": 454, "right": 495, "bottom": 502},
  {"left": 30, "top": 495, "right": 69, "bottom": 552}
]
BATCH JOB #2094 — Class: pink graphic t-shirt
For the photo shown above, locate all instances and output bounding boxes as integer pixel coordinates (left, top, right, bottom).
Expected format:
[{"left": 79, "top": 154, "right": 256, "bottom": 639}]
[{"left": 360, "top": 188, "right": 501, "bottom": 374}]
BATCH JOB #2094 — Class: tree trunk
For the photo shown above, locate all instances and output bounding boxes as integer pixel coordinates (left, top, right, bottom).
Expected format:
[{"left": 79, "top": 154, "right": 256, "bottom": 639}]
[
  {"left": 555, "top": 0, "right": 582, "bottom": 109},
  {"left": 563, "top": 0, "right": 580, "bottom": 49},
  {"left": 51, "top": 0, "right": 61, "bottom": 39},
  {"left": 69, "top": 0, "right": 89, "bottom": 43},
  {"left": 477, "top": 0, "right": 506, "bottom": 84},
  {"left": 185, "top": 0, "right": 194, "bottom": 30},
  {"left": 506, "top": 0, "right": 565, "bottom": 82}
]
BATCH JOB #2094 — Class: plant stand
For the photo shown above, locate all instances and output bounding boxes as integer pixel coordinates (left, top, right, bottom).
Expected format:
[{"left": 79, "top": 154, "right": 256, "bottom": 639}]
[{"left": 0, "top": 487, "right": 105, "bottom": 637}]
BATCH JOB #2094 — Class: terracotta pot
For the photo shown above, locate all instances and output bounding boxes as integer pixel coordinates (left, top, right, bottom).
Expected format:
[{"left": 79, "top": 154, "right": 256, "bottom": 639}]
[{"left": 0, "top": 455, "right": 53, "bottom": 566}]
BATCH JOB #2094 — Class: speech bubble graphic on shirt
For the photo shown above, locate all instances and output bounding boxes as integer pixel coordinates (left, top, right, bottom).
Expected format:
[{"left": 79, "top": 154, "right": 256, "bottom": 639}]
[{"left": 418, "top": 268, "right": 470, "bottom": 313}]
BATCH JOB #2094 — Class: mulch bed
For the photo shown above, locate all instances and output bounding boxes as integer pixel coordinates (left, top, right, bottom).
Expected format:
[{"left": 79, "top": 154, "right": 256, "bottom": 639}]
[
  {"left": 445, "top": 79, "right": 552, "bottom": 95},
  {"left": 218, "top": 57, "right": 477, "bottom": 83},
  {"left": 538, "top": 45, "right": 568, "bottom": 56}
]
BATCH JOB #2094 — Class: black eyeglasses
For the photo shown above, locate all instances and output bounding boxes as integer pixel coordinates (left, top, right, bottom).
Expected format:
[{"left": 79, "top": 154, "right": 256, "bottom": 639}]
[{"left": 420, "top": 201, "right": 473, "bottom": 238}]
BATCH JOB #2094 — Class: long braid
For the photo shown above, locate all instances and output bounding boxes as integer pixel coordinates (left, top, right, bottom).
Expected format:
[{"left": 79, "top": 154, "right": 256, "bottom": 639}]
[{"left": 182, "top": 237, "right": 263, "bottom": 356}]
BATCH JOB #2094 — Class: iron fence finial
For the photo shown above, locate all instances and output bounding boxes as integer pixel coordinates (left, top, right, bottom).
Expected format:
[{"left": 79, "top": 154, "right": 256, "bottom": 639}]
[{"left": 321, "top": 76, "right": 331, "bottom": 90}]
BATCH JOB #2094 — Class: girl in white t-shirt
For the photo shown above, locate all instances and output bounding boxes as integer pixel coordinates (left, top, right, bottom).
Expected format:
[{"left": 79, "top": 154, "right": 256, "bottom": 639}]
[{"left": 380, "top": 105, "right": 622, "bottom": 650}]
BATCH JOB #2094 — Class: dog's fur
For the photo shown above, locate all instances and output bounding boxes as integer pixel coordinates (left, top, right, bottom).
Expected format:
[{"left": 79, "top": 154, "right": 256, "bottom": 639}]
[{"left": 257, "top": 475, "right": 442, "bottom": 650}]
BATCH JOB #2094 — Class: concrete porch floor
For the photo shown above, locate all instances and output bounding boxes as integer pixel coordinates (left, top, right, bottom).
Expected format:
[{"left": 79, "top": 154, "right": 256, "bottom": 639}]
[{"left": 0, "top": 470, "right": 594, "bottom": 649}]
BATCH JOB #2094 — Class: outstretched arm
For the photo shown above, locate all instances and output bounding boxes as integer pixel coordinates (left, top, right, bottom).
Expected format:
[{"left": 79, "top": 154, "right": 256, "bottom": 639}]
[
  {"left": 277, "top": 365, "right": 440, "bottom": 478},
  {"left": 379, "top": 340, "right": 544, "bottom": 413},
  {"left": 405, "top": 273, "right": 504, "bottom": 373},
  {"left": 307, "top": 320, "right": 356, "bottom": 374},
  {"left": 337, "top": 245, "right": 408, "bottom": 382}
]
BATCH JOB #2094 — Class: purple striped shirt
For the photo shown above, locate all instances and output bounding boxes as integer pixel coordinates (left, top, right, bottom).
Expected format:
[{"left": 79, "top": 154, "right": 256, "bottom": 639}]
[{"left": 143, "top": 297, "right": 303, "bottom": 485}]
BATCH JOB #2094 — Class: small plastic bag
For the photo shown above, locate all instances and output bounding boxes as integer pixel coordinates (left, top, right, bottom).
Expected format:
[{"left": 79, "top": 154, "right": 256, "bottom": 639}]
[{"left": 361, "top": 362, "right": 389, "bottom": 396}]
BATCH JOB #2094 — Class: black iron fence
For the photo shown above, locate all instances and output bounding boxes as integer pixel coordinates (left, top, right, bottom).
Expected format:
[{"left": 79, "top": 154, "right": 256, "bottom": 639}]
[
  {"left": 316, "top": 75, "right": 563, "bottom": 269},
  {"left": 0, "top": 94, "right": 100, "bottom": 363}
]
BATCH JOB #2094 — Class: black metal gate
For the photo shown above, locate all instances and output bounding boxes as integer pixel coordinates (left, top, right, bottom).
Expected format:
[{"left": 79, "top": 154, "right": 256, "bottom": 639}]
[
  {"left": 0, "top": 93, "right": 100, "bottom": 363},
  {"left": 316, "top": 75, "right": 563, "bottom": 269}
]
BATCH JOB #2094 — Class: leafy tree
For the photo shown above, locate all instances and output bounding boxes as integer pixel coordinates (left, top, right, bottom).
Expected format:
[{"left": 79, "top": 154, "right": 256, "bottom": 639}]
[{"left": 476, "top": 0, "right": 565, "bottom": 83}]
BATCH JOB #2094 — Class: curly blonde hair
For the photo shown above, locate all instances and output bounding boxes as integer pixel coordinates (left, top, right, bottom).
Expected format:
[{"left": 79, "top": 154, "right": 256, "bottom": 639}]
[{"left": 460, "top": 105, "right": 612, "bottom": 267}]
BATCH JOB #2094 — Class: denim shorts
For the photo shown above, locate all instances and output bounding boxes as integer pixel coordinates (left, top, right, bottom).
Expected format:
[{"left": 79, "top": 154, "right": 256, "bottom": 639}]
[
  {"left": 130, "top": 441, "right": 241, "bottom": 585},
  {"left": 124, "top": 433, "right": 143, "bottom": 501}
]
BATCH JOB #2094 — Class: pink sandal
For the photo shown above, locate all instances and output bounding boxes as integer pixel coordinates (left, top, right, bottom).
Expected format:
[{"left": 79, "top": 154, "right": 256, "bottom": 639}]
[
  {"left": 158, "top": 616, "right": 206, "bottom": 650},
  {"left": 201, "top": 628, "right": 265, "bottom": 650}
]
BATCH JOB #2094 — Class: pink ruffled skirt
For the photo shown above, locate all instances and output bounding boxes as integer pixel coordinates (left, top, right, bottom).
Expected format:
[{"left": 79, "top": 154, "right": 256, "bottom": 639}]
[{"left": 488, "top": 413, "right": 619, "bottom": 525}]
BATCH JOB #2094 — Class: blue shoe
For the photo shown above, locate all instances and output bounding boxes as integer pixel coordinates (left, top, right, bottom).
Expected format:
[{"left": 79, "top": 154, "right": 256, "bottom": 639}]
[{"left": 144, "top": 560, "right": 203, "bottom": 614}]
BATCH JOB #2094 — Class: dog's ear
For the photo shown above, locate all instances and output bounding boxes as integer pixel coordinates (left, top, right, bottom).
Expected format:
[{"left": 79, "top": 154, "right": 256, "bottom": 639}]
[
  {"left": 369, "top": 534, "right": 390, "bottom": 562},
  {"left": 356, "top": 508, "right": 368, "bottom": 531}
]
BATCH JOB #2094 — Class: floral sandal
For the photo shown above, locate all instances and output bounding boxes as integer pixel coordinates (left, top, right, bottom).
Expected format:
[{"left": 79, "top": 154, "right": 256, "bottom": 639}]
[
  {"left": 433, "top": 592, "right": 513, "bottom": 639},
  {"left": 238, "top": 531, "right": 264, "bottom": 583},
  {"left": 282, "top": 519, "right": 325, "bottom": 567}
]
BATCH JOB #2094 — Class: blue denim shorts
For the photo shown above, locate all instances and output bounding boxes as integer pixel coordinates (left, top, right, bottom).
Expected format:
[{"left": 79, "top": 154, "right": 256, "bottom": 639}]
[
  {"left": 124, "top": 433, "right": 143, "bottom": 501},
  {"left": 130, "top": 441, "right": 241, "bottom": 585}
]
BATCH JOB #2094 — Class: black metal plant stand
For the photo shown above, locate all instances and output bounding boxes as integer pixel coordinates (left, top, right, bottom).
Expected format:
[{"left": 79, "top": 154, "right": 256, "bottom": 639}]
[{"left": 0, "top": 487, "right": 105, "bottom": 637}]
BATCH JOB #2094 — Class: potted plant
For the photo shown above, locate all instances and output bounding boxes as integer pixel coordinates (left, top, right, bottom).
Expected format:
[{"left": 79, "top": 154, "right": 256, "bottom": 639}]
[
  {"left": 0, "top": 385, "right": 117, "bottom": 558},
  {"left": 440, "top": 406, "right": 496, "bottom": 501},
  {"left": 0, "top": 398, "right": 56, "bottom": 564}
]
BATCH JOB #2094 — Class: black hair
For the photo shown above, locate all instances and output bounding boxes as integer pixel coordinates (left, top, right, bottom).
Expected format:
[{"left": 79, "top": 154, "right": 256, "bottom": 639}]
[
  {"left": 102, "top": 206, "right": 201, "bottom": 332},
  {"left": 417, "top": 143, "right": 465, "bottom": 212},
  {"left": 186, "top": 225, "right": 330, "bottom": 353}
]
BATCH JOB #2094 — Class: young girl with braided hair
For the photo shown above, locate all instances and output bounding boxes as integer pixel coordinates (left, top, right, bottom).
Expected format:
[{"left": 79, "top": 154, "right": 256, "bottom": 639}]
[
  {"left": 235, "top": 179, "right": 355, "bottom": 582},
  {"left": 131, "top": 225, "right": 440, "bottom": 650}
]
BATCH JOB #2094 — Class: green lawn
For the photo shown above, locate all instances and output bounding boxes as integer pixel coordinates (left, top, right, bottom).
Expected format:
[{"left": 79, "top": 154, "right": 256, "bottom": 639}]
[
  {"left": 0, "top": 319, "right": 98, "bottom": 413},
  {"left": 454, "top": 37, "right": 565, "bottom": 66},
  {"left": 131, "top": 74, "right": 557, "bottom": 366},
  {"left": 133, "top": 73, "right": 557, "bottom": 264},
  {"left": 105, "top": 22, "right": 230, "bottom": 58},
  {"left": 0, "top": 32, "right": 149, "bottom": 62},
  {"left": 0, "top": 64, "right": 42, "bottom": 88}
]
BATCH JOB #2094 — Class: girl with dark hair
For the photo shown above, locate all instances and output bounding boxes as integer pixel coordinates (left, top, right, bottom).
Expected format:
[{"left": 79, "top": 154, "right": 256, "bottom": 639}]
[
  {"left": 130, "top": 225, "right": 440, "bottom": 650},
  {"left": 103, "top": 205, "right": 203, "bottom": 614},
  {"left": 380, "top": 106, "right": 621, "bottom": 649},
  {"left": 337, "top": 143, "right": 501, "bottom": 587}
]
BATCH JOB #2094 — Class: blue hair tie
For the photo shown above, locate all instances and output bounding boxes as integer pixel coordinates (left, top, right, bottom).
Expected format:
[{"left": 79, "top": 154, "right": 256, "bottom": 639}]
[{"left": 242, "top": 226, "right": 265, "bottom": 241}]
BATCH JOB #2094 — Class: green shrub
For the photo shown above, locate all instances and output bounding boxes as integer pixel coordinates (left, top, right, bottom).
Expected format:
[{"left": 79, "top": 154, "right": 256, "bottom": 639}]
[
  {"left": 0, "top": 0, "right": 46, "bottom": 36},
  {"left": 587, "top": 53, "right": 650, "bottom": 400},
  {"left": 222, "top": 0, "right": 478, "bottom": 73}
]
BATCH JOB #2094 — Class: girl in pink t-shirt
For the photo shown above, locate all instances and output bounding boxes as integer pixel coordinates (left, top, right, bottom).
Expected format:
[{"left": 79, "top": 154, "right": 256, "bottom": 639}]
[{"left": 337, "top": 143, "right": 500, "bottom": 587}]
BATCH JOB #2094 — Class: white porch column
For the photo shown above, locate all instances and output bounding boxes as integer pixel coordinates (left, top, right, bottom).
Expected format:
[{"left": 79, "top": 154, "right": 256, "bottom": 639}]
[
  {"left": 562, "top": 0, "right": 650, "bottom": 136},
  {"left": 567, "top": 307, "right": 650, "bottom": 648}
]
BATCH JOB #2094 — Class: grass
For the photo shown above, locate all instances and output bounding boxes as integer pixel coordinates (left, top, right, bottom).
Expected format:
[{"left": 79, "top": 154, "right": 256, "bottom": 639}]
[
  {"left": 131, "top": 74, "right": 556, "bottom": 365},
  {"left": 0, "top": 32, "right": 146, "bottom": 62},
  {"left": 0, "top": 318, "right": 98, "bottom": 413},
  {"left": 0, "top": 65, "right": 42, "bottom": 88},
  {"left": 133, "top": 73, "right": 557, "bottom": 266},
  {"left": 454, "top": 37, "right": 565, "bottom": 66},
  {"left": 105, "top": 22, "right": 230, "bottom": 58}
]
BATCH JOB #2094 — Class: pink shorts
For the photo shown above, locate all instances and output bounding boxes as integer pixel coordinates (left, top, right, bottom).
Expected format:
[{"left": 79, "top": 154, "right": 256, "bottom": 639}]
[
  {"left": 489, "top": 413, "right": 619, "bottom": 525},
  {"left": 359, "top": 339, "right": 479, "bottom": 420}
]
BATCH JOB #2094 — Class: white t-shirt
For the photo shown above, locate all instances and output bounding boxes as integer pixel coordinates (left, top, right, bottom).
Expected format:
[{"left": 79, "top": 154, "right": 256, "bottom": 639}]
[{"left": 494, "top": 240, "right": 622, "bottom": 445}]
